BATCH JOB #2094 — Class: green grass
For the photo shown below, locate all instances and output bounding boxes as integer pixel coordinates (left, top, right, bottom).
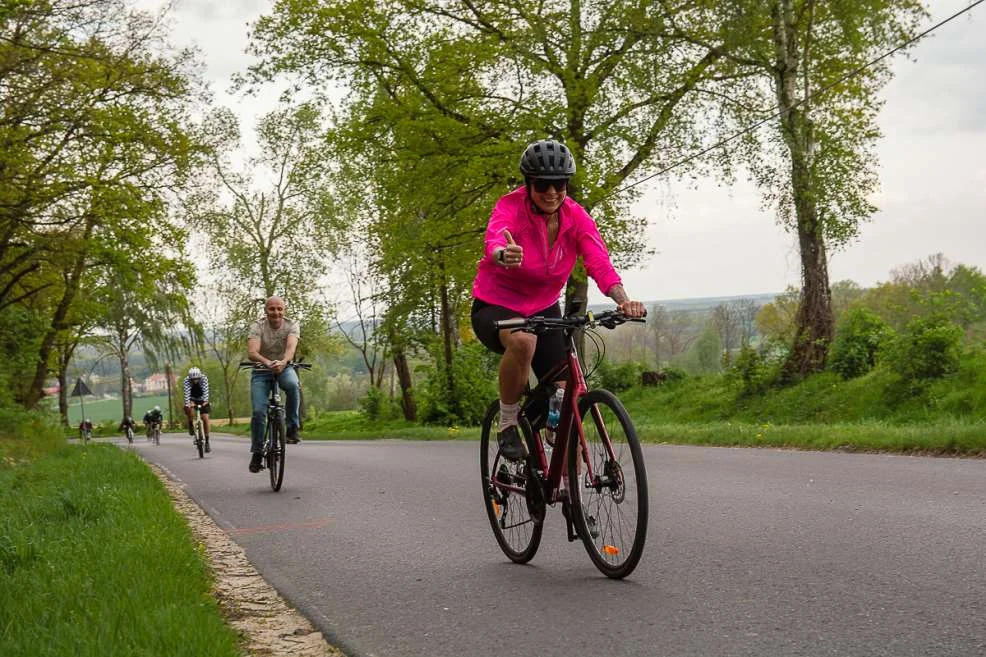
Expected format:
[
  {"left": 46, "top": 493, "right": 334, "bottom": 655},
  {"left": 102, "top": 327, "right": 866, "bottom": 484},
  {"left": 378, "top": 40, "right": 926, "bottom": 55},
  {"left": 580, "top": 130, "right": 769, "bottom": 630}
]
[
  {"left": 61, "top": 394, "right": 171, "bottom": 426},
  {"left": 0, "top": 443, "right": 242, "bottom": 657}
]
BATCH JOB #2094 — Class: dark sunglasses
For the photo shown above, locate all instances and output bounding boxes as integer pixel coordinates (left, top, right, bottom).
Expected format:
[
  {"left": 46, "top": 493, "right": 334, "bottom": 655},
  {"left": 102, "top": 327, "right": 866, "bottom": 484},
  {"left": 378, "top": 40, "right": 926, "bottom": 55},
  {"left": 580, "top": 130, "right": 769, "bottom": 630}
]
[{"left": 531, "top": 178, "right": 568, "bottom": 193}]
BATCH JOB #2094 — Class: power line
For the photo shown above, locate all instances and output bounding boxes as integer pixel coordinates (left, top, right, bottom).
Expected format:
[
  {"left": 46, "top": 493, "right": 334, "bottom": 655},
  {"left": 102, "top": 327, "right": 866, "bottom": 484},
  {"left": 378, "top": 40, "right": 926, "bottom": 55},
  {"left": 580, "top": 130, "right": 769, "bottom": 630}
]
[{"left": 601, "top": 0, "right": 986, "bottom": 203}]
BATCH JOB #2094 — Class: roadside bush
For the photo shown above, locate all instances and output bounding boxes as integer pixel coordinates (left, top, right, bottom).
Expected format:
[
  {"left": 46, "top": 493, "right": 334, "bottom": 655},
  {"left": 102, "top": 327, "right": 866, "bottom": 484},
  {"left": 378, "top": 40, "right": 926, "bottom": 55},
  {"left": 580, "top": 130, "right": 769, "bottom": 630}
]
[
  {"left": 590, "top": 358, "right": 646, "bottom": 392},
  {"left": 417, "top": 341, "right": 498, "bottom": 426},
  {"left": 358, "top": 385, "right": 402, "bottom": 421},
  {"left": 728, "top": 346, "right": 778, "bottom": 397},
  {"left": 828, "top": 308, "right": 893, "bottom": 379},
  {"left": 885, "top": 314, "right": 963, "bottom": 382}
]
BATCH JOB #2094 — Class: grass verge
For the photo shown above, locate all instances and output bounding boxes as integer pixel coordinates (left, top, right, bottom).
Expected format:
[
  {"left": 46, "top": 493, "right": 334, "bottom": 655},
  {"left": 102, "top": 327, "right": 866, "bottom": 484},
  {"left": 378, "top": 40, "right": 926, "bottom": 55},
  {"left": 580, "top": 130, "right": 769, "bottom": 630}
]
[{"left": 0, "top": 442, "right": 242, "bottom": 657}]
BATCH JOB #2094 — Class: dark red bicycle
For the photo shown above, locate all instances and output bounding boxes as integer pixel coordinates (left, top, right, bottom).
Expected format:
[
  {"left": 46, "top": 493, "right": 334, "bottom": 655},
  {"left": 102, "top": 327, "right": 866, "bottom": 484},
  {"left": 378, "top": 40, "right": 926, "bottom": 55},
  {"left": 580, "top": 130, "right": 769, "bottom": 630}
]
[{"left": 481, "top": 310, "right": 649, "bottom": 579}]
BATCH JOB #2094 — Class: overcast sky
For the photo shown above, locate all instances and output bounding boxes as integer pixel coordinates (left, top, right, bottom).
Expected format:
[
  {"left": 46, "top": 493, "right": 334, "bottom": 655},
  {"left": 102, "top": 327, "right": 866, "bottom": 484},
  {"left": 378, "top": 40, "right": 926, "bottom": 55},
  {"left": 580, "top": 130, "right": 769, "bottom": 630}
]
[{"left": 147, "top": 0, "right": 986, "bottom": 305}]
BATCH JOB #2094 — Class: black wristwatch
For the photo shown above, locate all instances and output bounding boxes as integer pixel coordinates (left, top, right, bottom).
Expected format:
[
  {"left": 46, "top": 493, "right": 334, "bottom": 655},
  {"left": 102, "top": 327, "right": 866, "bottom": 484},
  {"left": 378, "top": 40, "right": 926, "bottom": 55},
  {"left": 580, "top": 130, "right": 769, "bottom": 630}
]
[{"left": 497, "top": 249, "right": 505, "bottom": 263}]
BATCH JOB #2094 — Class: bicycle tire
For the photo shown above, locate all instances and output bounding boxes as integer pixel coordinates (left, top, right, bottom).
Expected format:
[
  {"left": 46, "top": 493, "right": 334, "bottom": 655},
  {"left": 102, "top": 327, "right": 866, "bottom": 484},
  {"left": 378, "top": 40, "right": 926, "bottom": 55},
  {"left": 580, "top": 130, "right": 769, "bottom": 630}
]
[
  {"left": 126, "top": 427, "right": 133, "bottom": 444},
  {"left": 267, "top": 411, "right": 286, "bottom": 491},
  {"left": 153, "top": 425, "right": 160, "bottom": 446},
  {"left": 567, "top": 389, "right": 648, "bottom": 579},
  {"left": 196, "top": 421, "right": 204, "bottom": 459},
  {"left": 480, "top": 400, "right": 543, "bottom": 564}
]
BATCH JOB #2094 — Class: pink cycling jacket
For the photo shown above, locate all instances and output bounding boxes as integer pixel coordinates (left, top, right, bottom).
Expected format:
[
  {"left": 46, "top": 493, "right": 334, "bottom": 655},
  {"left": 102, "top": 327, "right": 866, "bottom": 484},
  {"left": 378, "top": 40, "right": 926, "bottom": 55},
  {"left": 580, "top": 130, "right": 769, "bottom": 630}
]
[{"left": 472, "top": 187, "right": 622, "bottom": 316}]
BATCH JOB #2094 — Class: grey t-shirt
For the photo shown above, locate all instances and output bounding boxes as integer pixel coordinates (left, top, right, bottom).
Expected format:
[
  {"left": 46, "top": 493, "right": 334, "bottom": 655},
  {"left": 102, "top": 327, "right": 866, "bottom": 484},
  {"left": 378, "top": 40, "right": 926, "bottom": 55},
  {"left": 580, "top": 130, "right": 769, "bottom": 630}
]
[{"left": 248, "top": 317, "right": 300, "bottom": 361}]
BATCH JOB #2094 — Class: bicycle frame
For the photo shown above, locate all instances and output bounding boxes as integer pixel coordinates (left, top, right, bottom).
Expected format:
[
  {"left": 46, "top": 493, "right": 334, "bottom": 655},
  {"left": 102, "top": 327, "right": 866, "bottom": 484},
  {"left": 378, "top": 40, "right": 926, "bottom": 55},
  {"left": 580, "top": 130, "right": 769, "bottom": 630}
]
[{"left": 496, "top": 327, "right": 605, "bottom": 505}]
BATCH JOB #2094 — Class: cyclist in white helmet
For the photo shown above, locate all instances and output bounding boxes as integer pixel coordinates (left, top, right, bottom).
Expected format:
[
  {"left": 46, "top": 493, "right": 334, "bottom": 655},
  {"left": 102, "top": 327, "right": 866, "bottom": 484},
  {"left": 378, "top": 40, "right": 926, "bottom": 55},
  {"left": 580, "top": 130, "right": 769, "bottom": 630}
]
[{"left": 182, "top": 367, "right": 211, "bottom": 453}]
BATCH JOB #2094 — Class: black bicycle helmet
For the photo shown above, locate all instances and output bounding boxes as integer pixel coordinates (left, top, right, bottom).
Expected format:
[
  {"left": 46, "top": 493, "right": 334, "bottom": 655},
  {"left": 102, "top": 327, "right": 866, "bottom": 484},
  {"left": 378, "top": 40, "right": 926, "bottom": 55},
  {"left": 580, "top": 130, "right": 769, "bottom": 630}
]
[{"left": 519, "top": 139, "right": 576, "bottom": 179}]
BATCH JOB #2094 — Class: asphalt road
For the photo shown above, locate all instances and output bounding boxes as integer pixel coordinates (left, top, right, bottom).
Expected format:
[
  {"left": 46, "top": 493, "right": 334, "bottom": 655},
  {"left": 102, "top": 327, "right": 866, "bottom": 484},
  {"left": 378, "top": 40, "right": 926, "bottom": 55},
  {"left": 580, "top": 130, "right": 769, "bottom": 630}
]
[{"left": 130, "top": 432, "right": 986, "bottom": 657}]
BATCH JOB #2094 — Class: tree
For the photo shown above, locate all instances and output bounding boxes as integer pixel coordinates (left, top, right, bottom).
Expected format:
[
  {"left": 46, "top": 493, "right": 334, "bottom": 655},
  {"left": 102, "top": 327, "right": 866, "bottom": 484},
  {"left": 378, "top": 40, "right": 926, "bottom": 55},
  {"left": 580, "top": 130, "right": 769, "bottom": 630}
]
[
  {"left": 708, "top": 0, "right": 926, "bottom": 379},
  {"left": 189, "top": 104, "right": 343, "bottom": 324},
  {"left": 245, "top": 0, "right": 742, "bottom": 420},
  {"left": 650, "top": 305, "right": 700, "bottom": 364},
  {"left": 2, "top": 0, "right": 204, "bottom": 407}
]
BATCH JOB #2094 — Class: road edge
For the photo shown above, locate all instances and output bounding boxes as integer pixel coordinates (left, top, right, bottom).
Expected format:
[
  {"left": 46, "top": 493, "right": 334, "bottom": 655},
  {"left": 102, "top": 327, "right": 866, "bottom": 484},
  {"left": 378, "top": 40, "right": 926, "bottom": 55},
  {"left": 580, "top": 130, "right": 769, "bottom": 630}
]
[{"left": 147, "top": 462, "right": 347, "bottom": 657}]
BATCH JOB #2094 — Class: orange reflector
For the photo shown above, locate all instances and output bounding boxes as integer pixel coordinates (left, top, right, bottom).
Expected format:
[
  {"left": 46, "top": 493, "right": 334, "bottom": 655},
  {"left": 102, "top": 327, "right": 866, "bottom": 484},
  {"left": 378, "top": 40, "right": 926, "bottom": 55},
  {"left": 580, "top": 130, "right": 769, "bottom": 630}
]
[
  {"left": 492, "top": 501, "right": 501, "bottom": 516},
  {"left": 603, "top": 545, "right": 620, "bottom": 555}
]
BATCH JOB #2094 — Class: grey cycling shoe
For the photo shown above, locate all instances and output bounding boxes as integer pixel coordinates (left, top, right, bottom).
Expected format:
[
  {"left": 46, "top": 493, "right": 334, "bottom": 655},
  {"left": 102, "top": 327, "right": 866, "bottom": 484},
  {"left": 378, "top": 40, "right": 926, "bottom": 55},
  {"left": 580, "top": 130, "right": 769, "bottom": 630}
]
[{"left": 496, "top": 425, "right": 526, "bottom": 461}]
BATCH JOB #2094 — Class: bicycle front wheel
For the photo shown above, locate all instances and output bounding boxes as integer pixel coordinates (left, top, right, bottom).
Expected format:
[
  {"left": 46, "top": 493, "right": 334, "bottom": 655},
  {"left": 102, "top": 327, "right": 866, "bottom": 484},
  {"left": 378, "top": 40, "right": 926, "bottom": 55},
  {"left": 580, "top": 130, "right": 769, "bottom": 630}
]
[
  {"left": 267, "top": 411, "right": 286, "bottom": 491},
  {"left": 568, "top": 389, "right": 648, "bottom": 579},
  {"left": 196, "top": 422, "right": 205, "bottom": 459},
  {"left": 480, "top": 401, "right": 542, "bottom": 564}
]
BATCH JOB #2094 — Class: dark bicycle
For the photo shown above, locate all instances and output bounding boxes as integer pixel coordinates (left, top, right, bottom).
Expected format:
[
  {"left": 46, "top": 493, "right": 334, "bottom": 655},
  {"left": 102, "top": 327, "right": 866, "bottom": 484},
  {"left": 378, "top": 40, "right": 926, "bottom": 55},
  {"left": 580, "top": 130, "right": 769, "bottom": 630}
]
[
  {"left": 481, "top": 310, "right": 649, "bottom": 579},
  {"left": 238, "top": 361, "right": 311, "bottom": 491}
]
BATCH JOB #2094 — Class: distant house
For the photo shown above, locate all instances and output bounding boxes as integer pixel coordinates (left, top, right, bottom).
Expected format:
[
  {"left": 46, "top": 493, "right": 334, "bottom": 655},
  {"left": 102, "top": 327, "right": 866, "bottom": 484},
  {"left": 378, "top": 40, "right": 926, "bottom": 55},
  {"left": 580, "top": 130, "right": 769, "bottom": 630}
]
[
  {"left": 144, "top": 373, "right": 168, "bottom": 393},
  {"left": 42, "top": 385, "right": 60, "bottom": 397}
]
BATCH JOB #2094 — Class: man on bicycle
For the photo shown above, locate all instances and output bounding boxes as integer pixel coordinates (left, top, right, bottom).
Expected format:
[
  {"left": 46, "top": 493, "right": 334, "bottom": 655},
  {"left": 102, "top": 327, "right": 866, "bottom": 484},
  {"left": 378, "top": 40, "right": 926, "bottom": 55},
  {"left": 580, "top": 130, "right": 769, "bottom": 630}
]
[
  {"left": 79, "top": 418, "right": 94, "bottom": 439},
  {"left": 118, "top": 415, "right": 137, "bottom": 439},
  {"left": 182, "top": 366, "right": 211, "bottom": 453},
  {"left": 246, "top": 295, "right": 301, "bottom": 473},
  {"left": 470, "top": 139, "right": 646, "bottom": 461},
  {"left": 143, "top": 405, "right": 163, "bottom": 437}
]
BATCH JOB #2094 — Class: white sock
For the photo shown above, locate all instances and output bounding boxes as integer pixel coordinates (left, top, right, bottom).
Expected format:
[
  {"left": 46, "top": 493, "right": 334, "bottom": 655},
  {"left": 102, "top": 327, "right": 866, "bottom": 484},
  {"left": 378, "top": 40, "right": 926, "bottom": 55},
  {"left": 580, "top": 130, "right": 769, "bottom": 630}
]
[{"left": 498, "top": 401, "right": 520, "bottom": 431}]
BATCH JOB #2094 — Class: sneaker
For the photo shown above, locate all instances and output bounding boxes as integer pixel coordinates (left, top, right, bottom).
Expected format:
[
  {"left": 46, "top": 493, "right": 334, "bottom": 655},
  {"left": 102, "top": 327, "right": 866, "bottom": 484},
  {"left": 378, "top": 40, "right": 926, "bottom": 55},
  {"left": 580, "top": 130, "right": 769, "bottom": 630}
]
[
  {"left": 204, "top": 438, "right": 211, "bottom": 454},
  {"left": 249, "top": 453, "right": 263, "bottom": 473},
  {"left": 286, "top": 425, "right": 300, "bottom": 444},
  {"left": 496, "top": 425, "right": 526, "bottom": 461}
]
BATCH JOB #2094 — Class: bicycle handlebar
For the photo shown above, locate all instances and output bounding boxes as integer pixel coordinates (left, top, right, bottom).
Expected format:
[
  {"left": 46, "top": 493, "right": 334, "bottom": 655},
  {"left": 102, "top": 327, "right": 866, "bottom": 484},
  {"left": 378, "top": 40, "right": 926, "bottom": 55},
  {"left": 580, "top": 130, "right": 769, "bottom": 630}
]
[
  {"left": 494, "top": 309, "right": 645, "bottom": 333},
  {"left": 238, "top": 361, "right": 312, "bottom": 371}
]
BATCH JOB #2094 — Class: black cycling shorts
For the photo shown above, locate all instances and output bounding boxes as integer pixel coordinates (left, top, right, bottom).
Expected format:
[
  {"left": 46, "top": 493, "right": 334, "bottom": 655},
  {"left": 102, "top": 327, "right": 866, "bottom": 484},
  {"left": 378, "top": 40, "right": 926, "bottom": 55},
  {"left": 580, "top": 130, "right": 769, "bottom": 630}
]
[
  {"left": 471, "top": 298, "right": 565, "bottom": 383},
  {"left": 189, "top": 401, "right": 211, "bottom": 415}
]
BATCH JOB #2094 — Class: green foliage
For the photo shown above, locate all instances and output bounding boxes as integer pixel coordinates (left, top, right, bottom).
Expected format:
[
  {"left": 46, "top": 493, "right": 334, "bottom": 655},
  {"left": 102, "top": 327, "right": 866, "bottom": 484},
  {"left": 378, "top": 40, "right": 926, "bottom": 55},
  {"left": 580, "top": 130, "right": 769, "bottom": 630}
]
[
  {"left": 0, "top": 407, "right": 65, "bottom": 467},
  {"left": 728, "top": 346, "right": 778, "bottom": 397},
  {"left": 828, "top": 308, "right": 893, "bottom": 379},
  {"left": 359, "top": 385, "right": 403, "bottom": 421},
  {"left": 590, "top": 358, "right": 647, "bottom": 393},
  {"left": 885, "top": 314, "right": 964, "bottom": 383},
  {"left": 417, "top": 342, "right": 498, "bottom": 426}
]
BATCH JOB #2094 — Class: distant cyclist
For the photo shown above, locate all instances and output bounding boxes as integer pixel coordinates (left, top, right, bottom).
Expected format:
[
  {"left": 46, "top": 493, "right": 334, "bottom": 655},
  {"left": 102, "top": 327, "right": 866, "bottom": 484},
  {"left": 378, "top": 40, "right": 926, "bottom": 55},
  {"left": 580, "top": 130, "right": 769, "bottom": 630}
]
[
  {"left": 143, "top": 405, "right": 163, "bottom": 437},
  {"left": 246, "top": 295, "right": 301, "bottom": 473},
  {"left": 118, "top": 415, "right": 137, "bottom": 442},
  {"left": 470, "top": 139, "right": 646, "bottom": 460},
  {"left": 182, "top": 367, "right": 211, "bottom": 453},
  {"left": 79, "top": 418, "right": 94, "bottom": 440}
]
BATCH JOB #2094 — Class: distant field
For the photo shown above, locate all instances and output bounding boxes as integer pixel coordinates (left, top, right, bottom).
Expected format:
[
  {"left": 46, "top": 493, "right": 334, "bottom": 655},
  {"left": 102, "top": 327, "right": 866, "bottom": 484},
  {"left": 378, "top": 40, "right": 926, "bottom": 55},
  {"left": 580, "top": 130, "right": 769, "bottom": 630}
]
[{"left": 62, "top": 394, "right": 171, "bottom": 425}]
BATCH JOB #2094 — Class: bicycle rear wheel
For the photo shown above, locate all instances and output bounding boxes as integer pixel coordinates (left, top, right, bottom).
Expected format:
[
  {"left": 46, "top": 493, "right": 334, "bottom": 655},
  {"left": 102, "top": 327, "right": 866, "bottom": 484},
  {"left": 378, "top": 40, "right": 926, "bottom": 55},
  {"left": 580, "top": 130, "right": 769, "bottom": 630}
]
[
  {"left": 568, "top": 389, "right": 648, "bottom": 579},
  {"left": 480, "top": 400, "right": 543, "bottom": 564},
  {"left": 267, "top": 411, "right": 286, "bottom": 491},
  {"left": 126, "top": 427, "right": 133, "bottom": 444},
  {"left": 153, "top": 426, "right": 160, "bottom": 446},
  {"left": 196, "top": 422, "right": 205, "bottom": 458}
]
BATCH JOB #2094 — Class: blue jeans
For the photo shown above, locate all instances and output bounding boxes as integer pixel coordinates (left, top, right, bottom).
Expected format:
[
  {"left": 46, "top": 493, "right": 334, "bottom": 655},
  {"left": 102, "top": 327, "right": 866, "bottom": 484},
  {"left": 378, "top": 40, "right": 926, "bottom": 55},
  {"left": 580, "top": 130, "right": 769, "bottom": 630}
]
[{"left": 250, "top": 368, "right": 300, "bottom": 453}]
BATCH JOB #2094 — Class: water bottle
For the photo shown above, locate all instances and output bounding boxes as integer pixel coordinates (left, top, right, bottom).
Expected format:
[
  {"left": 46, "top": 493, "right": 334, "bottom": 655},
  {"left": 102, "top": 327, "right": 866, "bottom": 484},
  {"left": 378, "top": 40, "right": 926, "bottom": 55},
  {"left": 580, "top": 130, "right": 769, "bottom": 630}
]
[{"left": 545, "top": 387, "right": 565, "bottom": 444}]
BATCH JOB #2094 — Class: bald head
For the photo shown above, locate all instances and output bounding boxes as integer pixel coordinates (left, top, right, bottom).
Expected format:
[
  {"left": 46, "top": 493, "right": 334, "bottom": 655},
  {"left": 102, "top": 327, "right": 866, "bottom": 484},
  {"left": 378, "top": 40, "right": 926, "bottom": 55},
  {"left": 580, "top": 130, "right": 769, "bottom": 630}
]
[{"left": 265, "top": 296, "right": 286, "bottom": 328}]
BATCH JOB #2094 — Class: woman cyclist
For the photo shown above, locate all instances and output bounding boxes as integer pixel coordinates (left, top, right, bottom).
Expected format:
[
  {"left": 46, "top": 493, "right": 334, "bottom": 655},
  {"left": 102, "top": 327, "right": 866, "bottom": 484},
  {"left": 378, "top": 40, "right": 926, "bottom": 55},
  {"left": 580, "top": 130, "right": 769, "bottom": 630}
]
[{"left": 470, "top": 139, "right": 646, "bottom": 461}]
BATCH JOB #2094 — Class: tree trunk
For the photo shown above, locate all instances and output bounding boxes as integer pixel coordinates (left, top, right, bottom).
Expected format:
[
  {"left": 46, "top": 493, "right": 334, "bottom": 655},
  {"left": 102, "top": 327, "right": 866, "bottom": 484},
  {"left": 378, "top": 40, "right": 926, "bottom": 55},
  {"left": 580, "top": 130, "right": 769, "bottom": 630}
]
[
  {"left": 437, "top": 259, "right": 460, "bottom": 418},
  {"left": 393, "top": 345, "right": 416, "bottom": 421},
  {"left": 57, "top": 369, "right": 69, "bottom": 426},
  {"left": 772, "top": 0, "right": 834, "bottom": 381},
  {"left": 22, "top": 250, "right": 91, "bottom": 407}
]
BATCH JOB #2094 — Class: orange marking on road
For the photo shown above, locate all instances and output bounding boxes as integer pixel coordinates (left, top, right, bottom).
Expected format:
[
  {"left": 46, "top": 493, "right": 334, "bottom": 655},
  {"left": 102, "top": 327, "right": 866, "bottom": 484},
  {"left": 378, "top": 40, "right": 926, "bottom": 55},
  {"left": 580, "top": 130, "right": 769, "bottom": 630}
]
[{"left": 230, "top": 518, "right": 332, "bottom": 535}]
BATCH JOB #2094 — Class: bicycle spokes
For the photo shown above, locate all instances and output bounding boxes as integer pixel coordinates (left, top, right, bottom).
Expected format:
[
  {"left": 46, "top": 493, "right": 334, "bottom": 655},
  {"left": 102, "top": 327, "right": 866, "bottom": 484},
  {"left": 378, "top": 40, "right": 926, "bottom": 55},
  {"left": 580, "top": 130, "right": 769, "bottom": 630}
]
[{"left": 569, "top": 389, "right": 648, "bottom": 579}]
